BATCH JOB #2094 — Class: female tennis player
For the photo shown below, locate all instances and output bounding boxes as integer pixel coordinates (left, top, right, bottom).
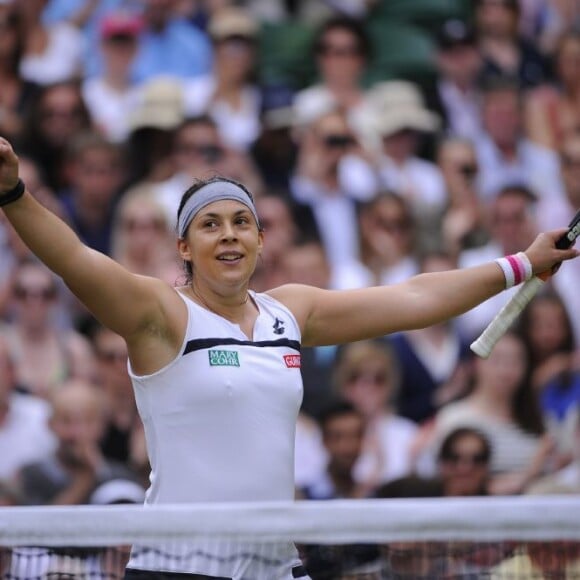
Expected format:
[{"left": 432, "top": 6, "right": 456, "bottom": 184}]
[{"left": 0, "top": 136, "right": 577, "bottom": 580}]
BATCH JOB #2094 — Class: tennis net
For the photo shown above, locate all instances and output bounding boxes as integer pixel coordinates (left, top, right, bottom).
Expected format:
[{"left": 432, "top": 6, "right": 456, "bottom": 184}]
[{"left": 1, "top": 496, "right": 580, "bottom": 579}]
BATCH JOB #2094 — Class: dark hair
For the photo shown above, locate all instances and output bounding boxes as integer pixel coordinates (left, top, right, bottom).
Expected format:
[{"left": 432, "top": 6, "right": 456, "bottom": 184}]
[
  {"left": 438, "top": 427, "right": 492, "bottom": 464},
  {"left": 176, "top": 175, "right": 258, "bottom": 281},
  {"left": 317, "top": 400, "right": 362, "bottom": 434},
  {"left": 313, "top": 16, "right": 371, "bottom": 60},
  {"left": 518, "top": 291, "right": 576, "bottom": 388}
]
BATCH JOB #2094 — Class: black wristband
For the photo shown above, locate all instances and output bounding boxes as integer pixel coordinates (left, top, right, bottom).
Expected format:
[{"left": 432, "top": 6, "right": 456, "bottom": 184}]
[{"left": 0, "top": 179, "right": 25, "bottom": 207}]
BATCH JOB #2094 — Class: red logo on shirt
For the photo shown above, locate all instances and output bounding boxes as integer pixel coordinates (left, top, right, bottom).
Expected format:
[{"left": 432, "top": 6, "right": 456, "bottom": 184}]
[{"left": 284, "top": 355, "right": 301, "bottom": 368}]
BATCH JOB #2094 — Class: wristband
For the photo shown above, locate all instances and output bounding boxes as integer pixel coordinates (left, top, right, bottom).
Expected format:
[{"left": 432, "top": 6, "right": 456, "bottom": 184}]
[
  {"left": 0, "top": 179, "right": 25, "bottom": 207},
  {"left": 495, "top": 253, "right": 534, "bottom": 289}
]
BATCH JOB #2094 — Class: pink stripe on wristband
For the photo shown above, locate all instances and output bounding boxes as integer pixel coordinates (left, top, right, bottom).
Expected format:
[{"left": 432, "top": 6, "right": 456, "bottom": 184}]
[
  {"left": 495, "top": 253, "right": 533, "bottom": 289},
  {"left": 506, "top": 254, "right": 525, "bottom": 285}
]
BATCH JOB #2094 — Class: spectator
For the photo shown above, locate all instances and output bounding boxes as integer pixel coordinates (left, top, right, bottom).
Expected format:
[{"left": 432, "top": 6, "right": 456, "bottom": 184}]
[
  {"left": 437, "top": 427, "right": 492, "bottom": 496},
  {"left": 125, "top": 76, "right": 185, "bottom": 187},
  {"left": 426, "top": 19, "right": 484, "bottom": 143},
  {"left": 0, "top": 2, "right": 38, "bottom": 142},
  {"left": 332, "top": 192, "right": 419, "bottom": 290},
  {"left": 474, "top": 76, "right": 563, "bottom": 202},
  {"left": 0, "top": 334, "right": 55, "bottom": 481},
  {"left": 475, "top": 0, "right": 549, "bottom": 89},
  {"left": 130, "top": 0, "right": 212, "bottom": 83},
  {"left": 367, "top": 81, "right": 446, "bottom": 245},
  {"left": 457, "top": 185, "right": 539, "bottom": 341},
  {"left": 183, "top": 7, "right": 262, "bottom": 151},
  {"left": 60, "top": 132, "right": 127, "bottom": 255},
  {"left": 422, "top": 331, "right": 550, "bottom": 495},
  {"left": 293, "top": 16, "right": 372, "bottom": 133},
  {"left": 16, "top": 379, "right": 137, "bottom": 505},
  {"left": 437, "top": 137, "right": 488, "bottom": 256},
  {"left": 389, "top": 252, "right": 471, "bottom": 424},
  {"left": 110, "top": 186, "right": 180, "bottom": 281},
  {"left": 16, "top": 0, "right": 84, "bottom": 86},
  {"left": 18, "top": 80, "right": 92, "bottom": 192},
  {"left": 333, "top": 340, "right": 418, "bottom": 488},
  {"left": 3, "top": 260, "right": 94, "bottom": 398},
  {"left": 300, "top": 400, "right": 381, "bottom": 580},
  {"left": 519, "top": 291, "right": 576, "bottom": 391},
  {"left": 291, "top": 107, "right": 378, "bottom": 268},
  {"left": 91, "top": 325, "right": 149, "bottom": 486},
  {"left": 154, "top": 115, "right": 264, "bottom": 224},
  {"left": 82, "top": 11, "right": 143, "bottom": 144},
  {"left": 526, "top": 31, "right": 580, "bottom": 151}
]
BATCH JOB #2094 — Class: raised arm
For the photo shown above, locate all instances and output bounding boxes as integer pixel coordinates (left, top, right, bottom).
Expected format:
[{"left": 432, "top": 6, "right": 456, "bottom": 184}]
[
  {"left": 270, "top": 231, "right": 579, "bottom": 347},
  {"left": 0, "top": 137, "right": 170, "bottom": 341}
]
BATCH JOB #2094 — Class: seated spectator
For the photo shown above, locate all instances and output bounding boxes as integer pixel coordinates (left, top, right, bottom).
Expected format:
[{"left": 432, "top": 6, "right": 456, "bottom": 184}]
[
  {"left": 474, "top": 0, "right": 549, "bottom": 89},
  {"left": 437, "top": 427, "right": 492, "bottom": 497},
  {"left": 332, "top": 192, "right": 419, "bottom": 290},
  {"left": 293, "top": 16, "right": 372, "bottom": 134},
  {"left": 388, "top": 252, "right": 471, "bottom": 423},
  {"left": 16, "top": 379, "right": 138, "bottom": 505},
  {"left": 474, "top": 76, "right": 563, "bottom": 202},
  {"left": 294, "top": 411, "right": 326, "bottom": 491},
  {"left": 457, "top": 185, "right": 539, "bottom": 341},
  {"left": 183, "top": 7, "right": 262, "bottom": 151},
  {"left": 333, "top": 340, "right": 418, "bottom": 488},
  {"left": 436, "top": 137, "right": 488, "bottom": 257},
  {"left": 519, "top": 291, "right": 576, "bottom": 391},
  {"left": 526, "top": 31, "right": 580, "bottom": 151},
  {"left": 82, "top": 11, "right": 143, "bottom": 144},
  {"left": 0, "top": 2, "right": 39, "bottom": 142},
  {"left": 290, "top": 106, "right": 378, "bottom": 268},
  {"left": 130, "top": 0, "right": 212, "bottom": 83},
  {"left": 0, "top": 335, "right": 55, "bottom": 481},
  {"left": 3, "top": 260, "right": 94, "bottom": 398},
  {"left": 16, "top": 0, "right": 84, "bottom": 85},
  {"left": 60, "top": 132, "right": 127, "bottom": 255},
  {"left": 420, "top": 332, "right": 550, "bottom": 495},
  {"left": 110, "top": 186, "right": 181, "bottom": 281},
  {"left": 426, "top": 19, "right": 484, "bottom": 143},
  {"left": 90, "top": 325, "right": 149, "bottom": 486},
  {"left": 367, "top": 81, "right": 445, "bottom": 246},
  {"left": 19, "top": 80, "right": 92, "bottom": 192},
  {"left": 300, "top": 401, "right": 381, "bottom": 579},
  {"left": 154, "top": 115, "right": 264, "bottom": 223}
]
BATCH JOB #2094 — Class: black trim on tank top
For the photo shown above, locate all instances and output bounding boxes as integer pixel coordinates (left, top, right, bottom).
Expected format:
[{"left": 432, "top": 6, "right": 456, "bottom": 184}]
[{"left": 183, "top": 338, "right": 301, "bottom": 356}]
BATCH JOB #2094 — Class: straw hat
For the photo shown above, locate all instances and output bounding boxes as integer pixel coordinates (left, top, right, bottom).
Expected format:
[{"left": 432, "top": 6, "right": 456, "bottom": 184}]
[
  {"left": 366, "top": 81, "right": 440, "bottom": 138},
  {"left": 129, "top": 77, "right": 185, "bottom": 132}
]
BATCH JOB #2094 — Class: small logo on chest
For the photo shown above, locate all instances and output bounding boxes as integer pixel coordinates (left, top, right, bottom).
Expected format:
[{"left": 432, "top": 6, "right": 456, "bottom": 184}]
[
  {"left": 208, "top": 350, "right": 240, "bottom": 367},
  {"left": 284, "top": 354, "right": 301, "bottom": 368},
  {"left": 273, "top": 318, "right": 285, "bottom": 335}
]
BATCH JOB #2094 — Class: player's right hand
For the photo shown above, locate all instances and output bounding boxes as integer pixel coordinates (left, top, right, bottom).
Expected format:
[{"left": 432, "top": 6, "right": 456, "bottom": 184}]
[{"left": 0, "top": 137, "right": 20, "bottom": 195}]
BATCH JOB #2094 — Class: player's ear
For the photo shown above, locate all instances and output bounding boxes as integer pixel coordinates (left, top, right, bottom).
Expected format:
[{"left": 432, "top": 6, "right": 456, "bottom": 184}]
[{"left": 177, "top": 238, "right": 192, "bottom": 263}]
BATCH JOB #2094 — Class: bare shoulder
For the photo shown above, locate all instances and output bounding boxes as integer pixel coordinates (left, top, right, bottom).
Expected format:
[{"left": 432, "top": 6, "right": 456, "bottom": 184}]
[{"left": 265, "top": 283, "right": 323, "bottom": 332}]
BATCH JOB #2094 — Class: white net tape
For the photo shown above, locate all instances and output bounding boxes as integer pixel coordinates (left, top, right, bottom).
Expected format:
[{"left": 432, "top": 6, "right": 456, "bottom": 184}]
[{"left": 2, "top": 497, "right": 580, "bottom": 547}]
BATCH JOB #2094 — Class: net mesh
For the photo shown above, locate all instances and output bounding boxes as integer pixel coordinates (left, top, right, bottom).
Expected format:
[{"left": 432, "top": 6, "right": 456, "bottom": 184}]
[{"left": 1, "top": 497, "right": 580, "bottom": 579}]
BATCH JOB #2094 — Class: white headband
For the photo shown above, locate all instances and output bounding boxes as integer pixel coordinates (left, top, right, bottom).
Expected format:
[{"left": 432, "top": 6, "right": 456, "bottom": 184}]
[{"left": 177, "top": 181, "right": 259, "bottom": 238}]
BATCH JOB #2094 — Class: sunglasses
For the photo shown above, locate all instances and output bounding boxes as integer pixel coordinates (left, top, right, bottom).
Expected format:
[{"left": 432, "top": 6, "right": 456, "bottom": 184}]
[
  {"left": 322, "top": 134, "right": 355, "bottom": 149},
  {"left": 13, "top": 286, "right": 56, "bottom": 301},
  {"left": 317, "top": 43, "right": 361, "bottom": 58},
  {"left": 442, "top": 451, "right": 489, "bottom": 466}
]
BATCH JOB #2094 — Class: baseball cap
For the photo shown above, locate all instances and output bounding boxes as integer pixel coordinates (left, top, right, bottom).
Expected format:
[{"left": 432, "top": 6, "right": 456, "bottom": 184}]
[
  {"left": 437, "top": 19, "right": 475, "bottom": 50},
  {"left": 100, "top": 12, "right": 143, "bottom": 40}
]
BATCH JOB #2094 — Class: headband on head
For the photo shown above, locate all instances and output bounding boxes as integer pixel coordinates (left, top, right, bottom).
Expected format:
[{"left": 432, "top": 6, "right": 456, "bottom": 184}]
[{"left": 177, "top": 181, "right": 260, "bottom": 238}]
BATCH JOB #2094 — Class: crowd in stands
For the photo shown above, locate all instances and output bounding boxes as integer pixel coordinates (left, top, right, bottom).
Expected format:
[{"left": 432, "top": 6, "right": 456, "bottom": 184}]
[{"left": 0, "top": 0, "right": 579, "bottom": 575}]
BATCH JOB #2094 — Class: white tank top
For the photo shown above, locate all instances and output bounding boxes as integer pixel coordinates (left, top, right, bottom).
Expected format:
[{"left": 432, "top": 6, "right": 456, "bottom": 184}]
[{"left": 127, "top": 290, "right": 308, "bottom": 579}]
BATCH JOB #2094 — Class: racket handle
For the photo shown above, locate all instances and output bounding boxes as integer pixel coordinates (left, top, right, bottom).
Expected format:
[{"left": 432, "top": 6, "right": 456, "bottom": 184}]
[{"left": 470, "top": 276, "right": 545, "bottom": 358}]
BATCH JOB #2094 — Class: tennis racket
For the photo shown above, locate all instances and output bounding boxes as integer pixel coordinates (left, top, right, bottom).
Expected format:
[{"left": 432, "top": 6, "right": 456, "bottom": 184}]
[{"left": 470, "top": 209, "right": 580, "bottom": 358}]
